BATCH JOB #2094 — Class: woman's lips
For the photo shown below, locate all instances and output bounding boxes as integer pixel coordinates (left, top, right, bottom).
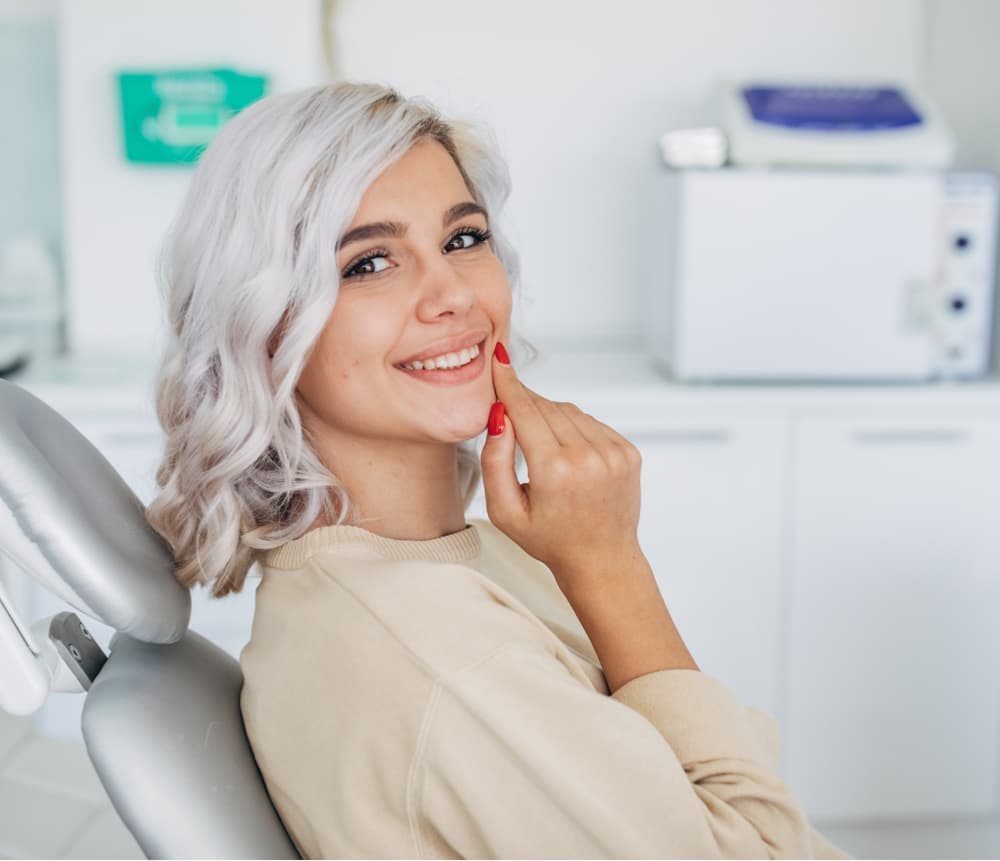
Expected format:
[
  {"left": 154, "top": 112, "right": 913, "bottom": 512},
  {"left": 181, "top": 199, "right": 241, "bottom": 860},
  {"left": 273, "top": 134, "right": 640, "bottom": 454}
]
[{"left": 395, "top": 340, "right": 487, "bottom": 384}]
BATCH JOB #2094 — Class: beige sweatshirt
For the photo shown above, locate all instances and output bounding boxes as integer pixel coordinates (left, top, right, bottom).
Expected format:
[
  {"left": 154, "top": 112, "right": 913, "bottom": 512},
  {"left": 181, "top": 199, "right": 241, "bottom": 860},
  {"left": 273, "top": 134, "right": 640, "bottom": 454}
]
[{"left": 239, "top": 517, "right": 848, "bottom": 860}]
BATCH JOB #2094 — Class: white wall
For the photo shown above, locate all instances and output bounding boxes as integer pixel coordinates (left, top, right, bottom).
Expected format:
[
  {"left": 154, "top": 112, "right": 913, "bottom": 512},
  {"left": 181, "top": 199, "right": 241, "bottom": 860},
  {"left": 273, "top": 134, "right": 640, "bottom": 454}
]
[
  {"left": 332, "top": 0, "right": 927, "bottom": 347},
  {"left": 926, "top": 0, "right": 1000, "bottom": 173},
  {"left": 60, "top": 0, "right": 957, "bottom": 355},
  {"left": 59, "top": 0, "right": 325, "bottom": 356}
]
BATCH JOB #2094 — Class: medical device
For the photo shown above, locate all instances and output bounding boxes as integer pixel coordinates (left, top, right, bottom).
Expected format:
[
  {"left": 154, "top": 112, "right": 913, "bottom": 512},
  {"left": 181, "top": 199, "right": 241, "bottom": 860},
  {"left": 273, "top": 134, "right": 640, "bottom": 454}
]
[
  {"left": 644, "top": 169, "right": 999, "bottom": 383},
  {"left": 722, "top": 82, "right": 956, "bottom": 168}
]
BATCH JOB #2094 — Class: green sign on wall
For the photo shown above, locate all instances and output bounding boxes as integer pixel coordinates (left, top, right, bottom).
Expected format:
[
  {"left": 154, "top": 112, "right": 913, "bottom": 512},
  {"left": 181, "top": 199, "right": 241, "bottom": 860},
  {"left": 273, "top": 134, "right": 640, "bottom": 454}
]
[{"left": 118, "top": 68, "right": 268, "bottom": 165}]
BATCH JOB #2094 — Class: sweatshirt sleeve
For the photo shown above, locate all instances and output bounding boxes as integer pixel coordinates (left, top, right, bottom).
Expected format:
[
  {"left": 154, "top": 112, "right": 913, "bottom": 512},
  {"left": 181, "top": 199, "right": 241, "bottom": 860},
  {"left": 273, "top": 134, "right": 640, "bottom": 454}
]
[{"left": 412, "top": 642, "right": 846, "bottom": 860}]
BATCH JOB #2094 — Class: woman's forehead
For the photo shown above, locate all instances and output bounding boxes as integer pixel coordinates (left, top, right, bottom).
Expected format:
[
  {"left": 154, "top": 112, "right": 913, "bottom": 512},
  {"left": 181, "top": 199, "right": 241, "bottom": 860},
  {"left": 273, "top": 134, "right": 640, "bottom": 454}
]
[
  {"left": 341, "top": 143, "right": 481, "bottom": 242},
  {"left": 356, "top": 140, "right": 468, "bottom": 209}
]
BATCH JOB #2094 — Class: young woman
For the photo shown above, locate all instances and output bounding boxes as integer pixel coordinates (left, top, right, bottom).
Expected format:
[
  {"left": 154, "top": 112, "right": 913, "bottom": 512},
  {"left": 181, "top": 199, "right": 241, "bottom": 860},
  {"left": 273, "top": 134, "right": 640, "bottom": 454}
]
[{"left": 147, "top": 81, "right": 847, "bottom": 859}]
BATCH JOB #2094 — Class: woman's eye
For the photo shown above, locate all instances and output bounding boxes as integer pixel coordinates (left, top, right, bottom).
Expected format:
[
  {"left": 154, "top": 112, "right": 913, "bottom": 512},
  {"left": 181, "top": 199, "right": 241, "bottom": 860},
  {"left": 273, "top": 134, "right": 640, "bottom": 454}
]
[
  {"left": 342, "top": 228, "right": 490, "bottom": 278},
  {"left": 343, "top": 254, "right": 390, "bottom": 279},
  {"left": 444, "top": 227, "right": 491, "bottom": 252},
  {"left": 446, "top": 234, "right": 477, "bottom": 251}
]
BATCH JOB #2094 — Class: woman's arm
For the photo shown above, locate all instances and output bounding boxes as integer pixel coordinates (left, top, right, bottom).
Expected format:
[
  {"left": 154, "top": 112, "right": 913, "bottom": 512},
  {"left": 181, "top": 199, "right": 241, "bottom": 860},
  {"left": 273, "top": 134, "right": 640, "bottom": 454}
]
[
  {"left": 482, "top": 343, "right": 699, "bottom": 693},
  {"left": 551, "top": 546, "right": 698, "bottom": 693},
  {"left": 416, "top": 639, "right": 819, "bottom": 859},
  {"left": 476, "top": 344, "right": 850, "bottom": 858}
]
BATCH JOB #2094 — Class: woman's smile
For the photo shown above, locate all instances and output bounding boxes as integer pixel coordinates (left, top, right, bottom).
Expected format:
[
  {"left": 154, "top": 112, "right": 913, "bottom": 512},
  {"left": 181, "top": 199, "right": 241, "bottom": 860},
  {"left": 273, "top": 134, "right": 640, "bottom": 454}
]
[{"left": 393, "top": 338, "right": 488, "bottom": 384}]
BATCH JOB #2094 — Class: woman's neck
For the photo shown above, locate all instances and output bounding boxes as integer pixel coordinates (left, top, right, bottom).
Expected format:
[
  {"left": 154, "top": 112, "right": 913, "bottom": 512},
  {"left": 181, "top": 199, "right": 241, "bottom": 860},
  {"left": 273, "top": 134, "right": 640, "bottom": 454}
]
[{"left": 311, "top": 436, "right": 469, "bottom": 540}]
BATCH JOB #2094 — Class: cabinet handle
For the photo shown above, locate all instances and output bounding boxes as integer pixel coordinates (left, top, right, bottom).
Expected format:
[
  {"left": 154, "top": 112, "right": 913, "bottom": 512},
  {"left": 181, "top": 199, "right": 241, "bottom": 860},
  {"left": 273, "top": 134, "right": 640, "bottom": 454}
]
[
  {"left": 852, "top": 429, "right": 967, "bottom": 445},
  {"left": 630, "top": 429, "right": 733, "bottom": 445}
]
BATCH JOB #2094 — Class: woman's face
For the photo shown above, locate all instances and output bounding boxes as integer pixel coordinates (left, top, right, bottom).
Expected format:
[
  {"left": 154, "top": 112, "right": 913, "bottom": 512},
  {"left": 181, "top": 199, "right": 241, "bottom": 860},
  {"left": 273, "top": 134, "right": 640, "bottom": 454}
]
[{"left": 296, "top": 137, "right": 512, "bottom": 453}]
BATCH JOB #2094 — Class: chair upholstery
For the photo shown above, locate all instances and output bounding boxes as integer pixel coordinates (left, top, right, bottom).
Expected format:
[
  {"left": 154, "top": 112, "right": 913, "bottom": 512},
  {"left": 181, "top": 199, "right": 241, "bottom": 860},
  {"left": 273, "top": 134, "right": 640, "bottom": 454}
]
[
  {"left": 0, "top": 379, "right": 187, "bottom": 642},
  {"left": 84, "top": 630, "right": 300, "bottom": 859}
]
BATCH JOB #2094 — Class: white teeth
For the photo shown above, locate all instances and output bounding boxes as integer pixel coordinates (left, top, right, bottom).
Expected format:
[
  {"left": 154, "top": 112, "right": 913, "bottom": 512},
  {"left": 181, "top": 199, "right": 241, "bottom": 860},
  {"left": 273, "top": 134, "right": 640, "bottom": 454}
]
[{"left": 400, "top": 342, "right": 481, "bottom": 371}]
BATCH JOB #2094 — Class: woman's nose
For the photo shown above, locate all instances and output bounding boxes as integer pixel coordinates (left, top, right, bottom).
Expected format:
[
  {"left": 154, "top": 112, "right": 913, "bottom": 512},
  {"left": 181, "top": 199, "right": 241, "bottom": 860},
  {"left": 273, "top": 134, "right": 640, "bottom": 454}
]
[{"left": 414, "top": 254, "right": 476, "bottom": 319}]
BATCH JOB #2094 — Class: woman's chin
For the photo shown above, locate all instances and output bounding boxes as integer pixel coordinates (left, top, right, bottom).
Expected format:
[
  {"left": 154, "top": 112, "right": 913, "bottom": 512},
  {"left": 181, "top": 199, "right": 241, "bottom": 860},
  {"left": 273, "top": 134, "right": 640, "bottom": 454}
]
[
  {"left": 441, "top": 421, "right": 490, "bottom": 444},
  {"left": 435, "top": 410, "right": 494, "bottom": 443}
]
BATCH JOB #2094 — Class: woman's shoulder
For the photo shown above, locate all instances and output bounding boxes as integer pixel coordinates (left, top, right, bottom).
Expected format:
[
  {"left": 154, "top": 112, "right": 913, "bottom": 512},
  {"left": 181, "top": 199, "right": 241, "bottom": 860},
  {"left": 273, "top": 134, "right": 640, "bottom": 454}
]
[{"left": 245, "top": 526, "right": 566, "bottom": 687}]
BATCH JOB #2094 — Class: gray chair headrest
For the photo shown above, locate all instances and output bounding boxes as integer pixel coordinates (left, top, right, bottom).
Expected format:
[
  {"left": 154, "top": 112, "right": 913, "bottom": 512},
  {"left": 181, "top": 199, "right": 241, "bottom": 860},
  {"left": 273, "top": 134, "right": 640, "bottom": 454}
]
[{"left": 0, "top": 379, "right": 189, "bottom": 642}]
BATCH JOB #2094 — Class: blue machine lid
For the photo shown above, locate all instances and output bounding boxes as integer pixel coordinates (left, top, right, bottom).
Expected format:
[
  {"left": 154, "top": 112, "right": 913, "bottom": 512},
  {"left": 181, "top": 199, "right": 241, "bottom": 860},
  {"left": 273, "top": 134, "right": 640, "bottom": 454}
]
[{"left": 743, "top": 85, "right": 924, "bottom": 131}]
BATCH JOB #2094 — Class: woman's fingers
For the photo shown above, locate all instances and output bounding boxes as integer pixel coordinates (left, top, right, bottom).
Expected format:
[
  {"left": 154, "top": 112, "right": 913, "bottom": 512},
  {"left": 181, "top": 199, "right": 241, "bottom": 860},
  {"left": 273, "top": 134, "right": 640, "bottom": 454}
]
[
  {"left": 576, "top": 409, "right": 644, "bottom": 468},
  {"left": 490, "top": 344, "right": 632, "bottom": 459},
  {"left": 479, "top": 404, "right": 528, "bottom": 530},
  {"left": 491, "top": 345, "right": 602, "bottom": 448},
  {"left": 482, "top": 342, "right": 643, "bottom": 575},
  {"left": 489, "top": 347, "right": 561, "bottom": 458},
  {"left": 530, "top": 398, "right": 591, "bottom": 447}
]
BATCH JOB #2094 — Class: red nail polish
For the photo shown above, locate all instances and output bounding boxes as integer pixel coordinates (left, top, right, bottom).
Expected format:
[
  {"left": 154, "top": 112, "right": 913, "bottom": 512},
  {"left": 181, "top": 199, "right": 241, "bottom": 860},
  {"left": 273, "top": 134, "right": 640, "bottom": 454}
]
[
  {"left": 488, "top": 401, "right": 505, "bottom": 436},
  {"left": 493, "top": 341, "right": 510, "bottom": 366}
]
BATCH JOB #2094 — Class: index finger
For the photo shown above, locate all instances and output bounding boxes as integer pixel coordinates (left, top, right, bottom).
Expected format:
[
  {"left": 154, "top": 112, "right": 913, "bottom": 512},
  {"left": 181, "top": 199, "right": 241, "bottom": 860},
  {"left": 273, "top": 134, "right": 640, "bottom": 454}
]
[{"left": 489, "top": 341, "right": 560, "bottom": 458}]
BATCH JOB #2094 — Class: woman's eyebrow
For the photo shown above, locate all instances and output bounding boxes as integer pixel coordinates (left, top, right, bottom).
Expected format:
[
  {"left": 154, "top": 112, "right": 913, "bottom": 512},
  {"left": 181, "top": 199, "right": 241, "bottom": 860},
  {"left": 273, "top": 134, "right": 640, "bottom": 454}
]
[
  {"left": 443, "top": 201, "right": 488, "bottom": 226},
  {"left": 338, "top": 220, "right": 405, "bottom": 249},
  {"left": 338, "top": 201, "right": 488, "bottom": 250}
]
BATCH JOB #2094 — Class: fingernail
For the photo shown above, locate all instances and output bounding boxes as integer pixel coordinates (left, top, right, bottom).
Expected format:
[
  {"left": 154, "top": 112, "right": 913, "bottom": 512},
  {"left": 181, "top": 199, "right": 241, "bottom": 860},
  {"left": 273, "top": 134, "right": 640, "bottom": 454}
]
[
  {"left": 493, "top": 341, "right": 510, "bottom": 366},
  {"left": 488, "top": 401, "right": 506, "bottom": 436}
]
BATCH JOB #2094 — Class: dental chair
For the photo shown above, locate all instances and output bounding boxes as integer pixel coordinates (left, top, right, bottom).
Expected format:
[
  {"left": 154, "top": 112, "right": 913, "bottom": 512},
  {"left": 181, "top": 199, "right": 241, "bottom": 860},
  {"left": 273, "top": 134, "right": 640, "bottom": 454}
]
[{"left": 0, "top": 379, "right": 301, "bottom": 859}]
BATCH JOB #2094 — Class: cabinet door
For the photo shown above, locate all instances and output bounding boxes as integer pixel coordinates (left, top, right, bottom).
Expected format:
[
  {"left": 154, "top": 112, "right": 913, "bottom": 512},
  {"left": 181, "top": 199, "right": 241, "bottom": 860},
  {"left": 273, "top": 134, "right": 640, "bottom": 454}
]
[
  {"left": 632, "top": 418, "right": 787, "bottom": 716},
  {"left": 785, "top": 417, "right": 1000, "bottom": 820}
]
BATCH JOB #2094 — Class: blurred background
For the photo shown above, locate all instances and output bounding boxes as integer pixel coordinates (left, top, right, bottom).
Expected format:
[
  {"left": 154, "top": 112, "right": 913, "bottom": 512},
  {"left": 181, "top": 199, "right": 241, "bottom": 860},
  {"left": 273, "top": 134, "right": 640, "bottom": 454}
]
[{"left": 2, "top": 0, "right": 1000, "bottom": 858}]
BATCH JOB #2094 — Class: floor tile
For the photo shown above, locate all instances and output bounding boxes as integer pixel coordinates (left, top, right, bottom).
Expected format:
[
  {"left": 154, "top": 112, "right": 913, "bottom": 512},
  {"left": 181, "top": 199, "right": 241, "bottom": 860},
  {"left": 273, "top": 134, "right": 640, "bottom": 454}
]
[
  {"left": 0, "top": 775, "right": 97, "bottom": 859},
  {"left": 3, "top": 731, "right": 110, "bottom": 805},
  {"left": 61, "top": 807, "right": 144, "bottom": 860}
]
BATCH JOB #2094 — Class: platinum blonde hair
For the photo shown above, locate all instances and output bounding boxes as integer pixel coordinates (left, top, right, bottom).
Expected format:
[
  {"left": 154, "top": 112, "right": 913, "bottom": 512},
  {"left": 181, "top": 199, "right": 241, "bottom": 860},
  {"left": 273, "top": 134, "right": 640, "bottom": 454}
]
[{"left": 146, "top": 81, "right": 526, "bottom": 597}]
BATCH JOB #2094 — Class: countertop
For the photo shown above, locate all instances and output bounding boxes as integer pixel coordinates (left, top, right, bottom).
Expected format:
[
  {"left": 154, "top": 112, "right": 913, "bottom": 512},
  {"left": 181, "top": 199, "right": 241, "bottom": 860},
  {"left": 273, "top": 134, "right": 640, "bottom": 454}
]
[{"left": 8, "top": 348, "right": 1000, "bottom": 422}]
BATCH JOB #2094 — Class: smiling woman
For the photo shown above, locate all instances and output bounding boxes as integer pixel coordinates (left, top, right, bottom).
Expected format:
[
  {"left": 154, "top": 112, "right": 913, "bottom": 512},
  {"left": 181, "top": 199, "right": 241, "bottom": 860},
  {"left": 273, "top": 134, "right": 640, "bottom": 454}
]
[
  {"left": 146, "top": 83, "right": 522, "bottom": 597},
  {"left": 295, "top": 138, "right": 512, "bottom": 540},
  {"left": 144, "top": 82, "right": 847, "bottom": 860}
]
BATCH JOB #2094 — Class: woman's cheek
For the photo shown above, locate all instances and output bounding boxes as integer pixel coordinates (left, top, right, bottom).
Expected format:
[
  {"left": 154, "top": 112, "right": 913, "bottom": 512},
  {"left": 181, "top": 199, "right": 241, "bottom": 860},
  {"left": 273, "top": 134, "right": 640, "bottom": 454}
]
[{"left": 491, "top": 278, "right": 513, "bottom": 319}]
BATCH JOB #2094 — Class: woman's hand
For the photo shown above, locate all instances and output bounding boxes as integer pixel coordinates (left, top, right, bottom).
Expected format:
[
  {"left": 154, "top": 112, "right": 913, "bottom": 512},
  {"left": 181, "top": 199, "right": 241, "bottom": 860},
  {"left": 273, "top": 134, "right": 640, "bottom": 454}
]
[
  {"left": 480, "top": 342, "right": 699, "bottom": 686},
  {"left": 480, "top": 343, "right": 645, "bottom": 593}
]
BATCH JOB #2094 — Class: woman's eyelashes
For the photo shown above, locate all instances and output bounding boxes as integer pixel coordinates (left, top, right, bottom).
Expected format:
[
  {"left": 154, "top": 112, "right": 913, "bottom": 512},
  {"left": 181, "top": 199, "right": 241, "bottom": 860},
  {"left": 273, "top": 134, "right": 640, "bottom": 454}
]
[
  {"left": 341, "top": 247, "right": 391, "bottom": 279},
  {"left": 340, "top": 225, "right": 492, "bottom": 280},
  {"left": 443, "top": 225, "right": 491, "bottom": 252}
]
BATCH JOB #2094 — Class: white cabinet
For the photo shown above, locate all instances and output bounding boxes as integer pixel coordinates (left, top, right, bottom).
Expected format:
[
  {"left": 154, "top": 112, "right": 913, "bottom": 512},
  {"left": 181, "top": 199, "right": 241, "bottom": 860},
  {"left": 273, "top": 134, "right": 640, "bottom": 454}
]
[
  {"left": 631, "top": 419, "right": 786, "bottom": 717},
  {"left": 784, "top": 416, "right": 1000, "bottom": 820}
]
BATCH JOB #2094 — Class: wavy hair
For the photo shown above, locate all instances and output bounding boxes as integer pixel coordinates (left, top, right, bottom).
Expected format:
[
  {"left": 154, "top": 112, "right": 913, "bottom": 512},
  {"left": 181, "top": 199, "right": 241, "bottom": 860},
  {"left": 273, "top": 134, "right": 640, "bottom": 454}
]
[{"left": 146, "top": 81, "right": 527, "bottom": 598}]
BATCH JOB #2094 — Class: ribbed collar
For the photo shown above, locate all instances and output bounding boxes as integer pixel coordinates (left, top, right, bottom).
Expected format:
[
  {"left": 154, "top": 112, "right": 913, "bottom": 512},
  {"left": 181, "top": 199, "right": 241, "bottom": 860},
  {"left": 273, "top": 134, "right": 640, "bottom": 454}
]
[{"left": 262, "top": 520, "right": 483, "bottom": 570}]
